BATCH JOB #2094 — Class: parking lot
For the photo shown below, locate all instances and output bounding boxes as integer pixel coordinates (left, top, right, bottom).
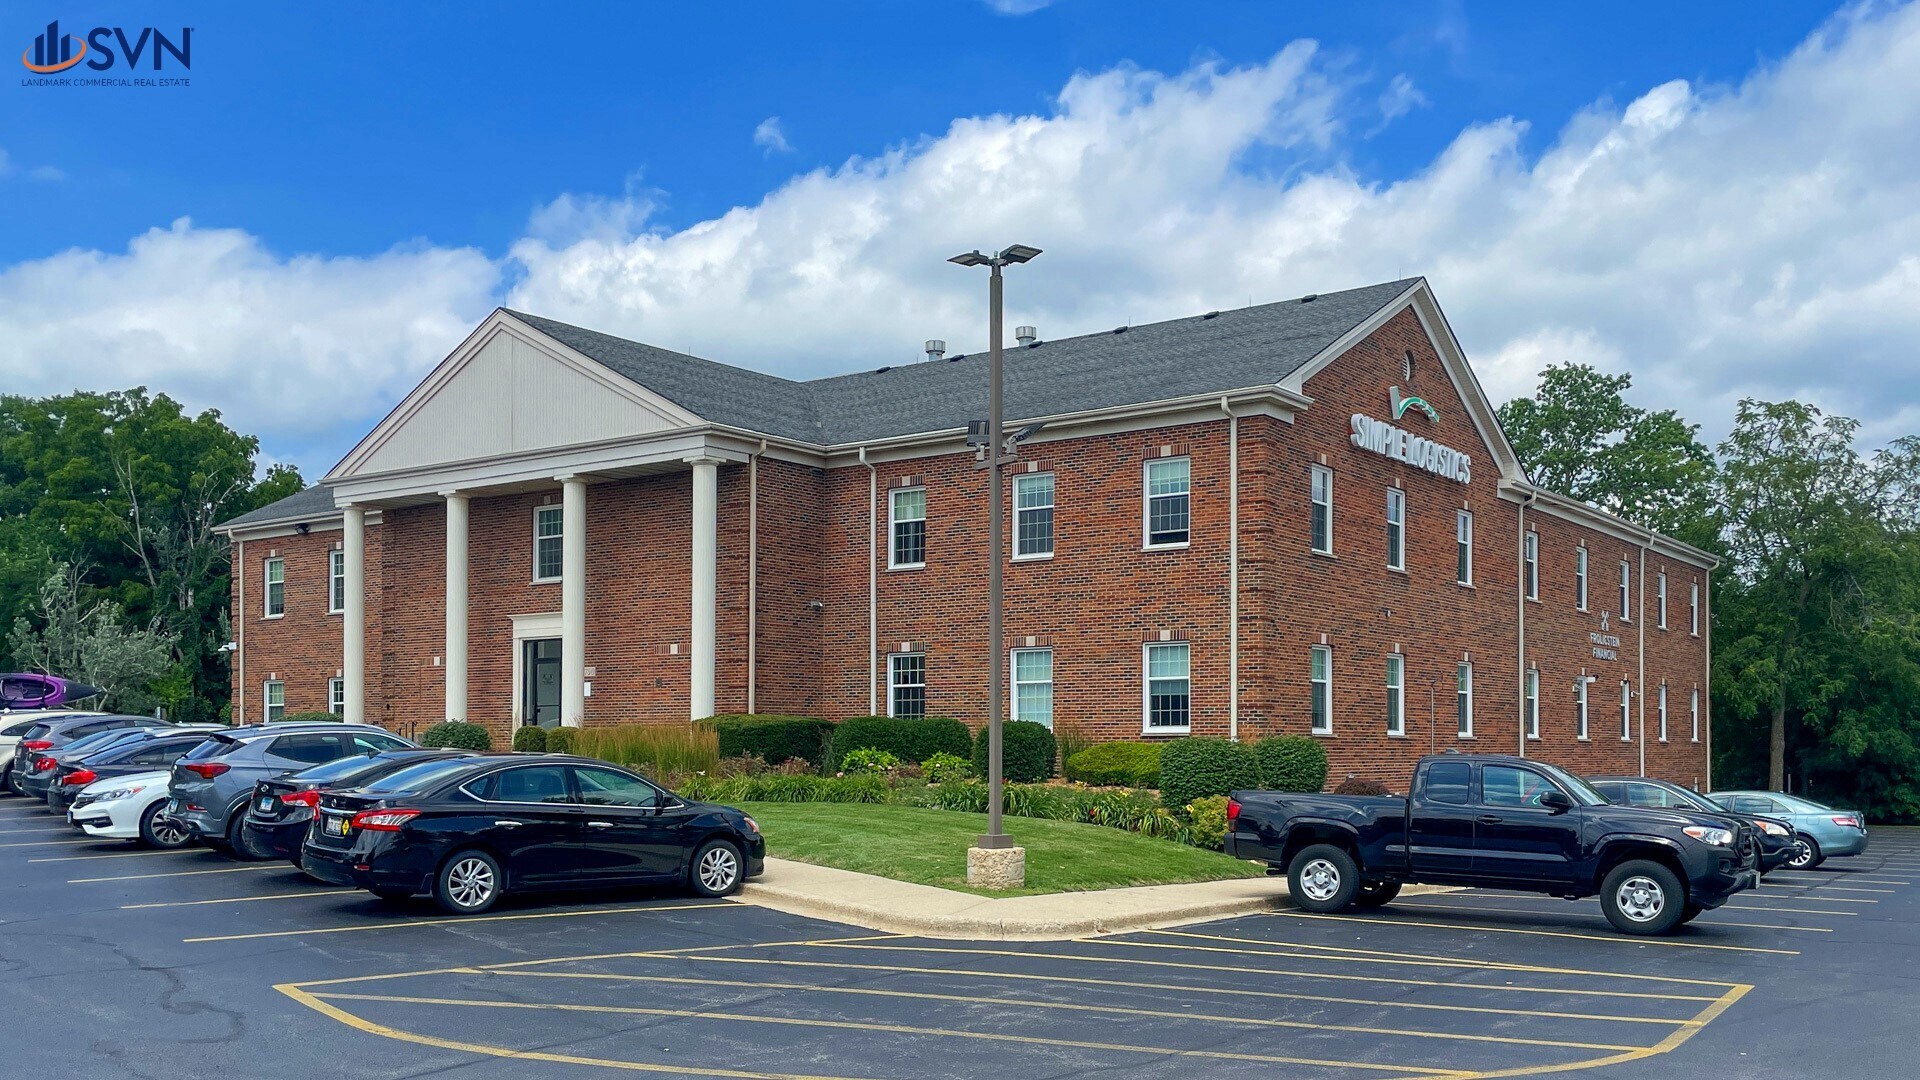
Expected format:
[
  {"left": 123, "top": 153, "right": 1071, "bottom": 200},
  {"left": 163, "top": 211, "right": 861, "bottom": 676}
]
[{"left": 3, "top": 793, "right": 1916, "bottom": 1079}]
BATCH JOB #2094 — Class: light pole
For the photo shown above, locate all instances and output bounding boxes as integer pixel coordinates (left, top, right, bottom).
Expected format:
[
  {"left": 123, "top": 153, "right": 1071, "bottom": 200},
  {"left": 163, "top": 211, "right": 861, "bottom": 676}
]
[{"left": 949, "top": 243, "right": 1040, "bottom": 883}]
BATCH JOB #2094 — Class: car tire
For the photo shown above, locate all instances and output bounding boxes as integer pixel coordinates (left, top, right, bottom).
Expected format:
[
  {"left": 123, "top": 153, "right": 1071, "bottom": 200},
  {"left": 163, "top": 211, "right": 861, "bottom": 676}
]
[
  {"left": 1786, "top": 836, "right": 1823, "bottom": 871},
  {"left": 689, "top": 838, "right": 745, "bottom": 897},
  {"left": 434, "top": 850, "right": 505, "bottom": 915},
  {"left": 1600, "top": 859, "right": 1687, "bottom": 935},
  {"left": 138, "top": 804, "right": 194, "bottom": 849},
  {"left": 224, "top": 813, "right": 269, "bottom": 861},
  {"left": 1353, "top": 881, "right": 1402, "bottom": 909},
  {"left": 1287, "top": 843, "right": 1361, "bottom": 914},
  {"left": 1678, "top": 902, "right": 1706, "bottom": 925}
]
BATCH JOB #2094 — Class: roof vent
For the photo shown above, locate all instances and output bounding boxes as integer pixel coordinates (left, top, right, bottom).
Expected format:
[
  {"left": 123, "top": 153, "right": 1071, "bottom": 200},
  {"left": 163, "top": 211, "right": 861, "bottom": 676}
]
[
  {"left": 924, "top": 339, "right": 946, "bottom": 362},
  {"left": 1301, "top": 293, "right": 1319, "bottom": 303},
  {"left": 1112, "top": 325, "right": 1129, "bottom": 335},
  {"left": 1015, "top": 325, "right": 1037, "bottom": 346},
  {"left": 1203, "top": 310, "right": 1220, "bottom": 320},
  {"left": 875, "top": 365, "right": 892, "bottom": 374},
  {"left": 950, "top": 353, "right": 966, "bottom": 361}
]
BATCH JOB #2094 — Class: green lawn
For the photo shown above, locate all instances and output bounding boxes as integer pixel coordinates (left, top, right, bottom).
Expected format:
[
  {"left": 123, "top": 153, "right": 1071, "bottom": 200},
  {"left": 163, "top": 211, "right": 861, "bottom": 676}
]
[{"left": 740, "top": 801, "right": 1264, "bottom": 897}]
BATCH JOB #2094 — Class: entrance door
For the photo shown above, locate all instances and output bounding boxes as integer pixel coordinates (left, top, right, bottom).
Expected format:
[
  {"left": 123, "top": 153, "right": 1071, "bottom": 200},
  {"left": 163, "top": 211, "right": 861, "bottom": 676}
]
[{"left": 521, "top": 638, "right": 561, "bottom": 728}]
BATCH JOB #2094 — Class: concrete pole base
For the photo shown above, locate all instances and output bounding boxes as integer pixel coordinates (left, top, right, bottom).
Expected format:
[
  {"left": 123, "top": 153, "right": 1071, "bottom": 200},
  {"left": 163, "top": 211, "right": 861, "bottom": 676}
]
[{"left": 967, "top": 845, "right": 1026, "bottom": 890}]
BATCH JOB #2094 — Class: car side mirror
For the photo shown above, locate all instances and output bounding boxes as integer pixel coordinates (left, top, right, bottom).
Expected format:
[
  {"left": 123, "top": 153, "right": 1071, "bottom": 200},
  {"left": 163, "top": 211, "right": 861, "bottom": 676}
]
[{"left": 1540, "top": 790, "right": 1573, "bottom": 813}]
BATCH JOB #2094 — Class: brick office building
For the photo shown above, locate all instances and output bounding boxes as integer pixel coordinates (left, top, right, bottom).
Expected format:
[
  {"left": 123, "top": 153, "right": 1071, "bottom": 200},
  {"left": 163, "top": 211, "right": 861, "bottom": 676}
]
[{"left": 216, "top": 277, "right": 1718, "bottom": 787}]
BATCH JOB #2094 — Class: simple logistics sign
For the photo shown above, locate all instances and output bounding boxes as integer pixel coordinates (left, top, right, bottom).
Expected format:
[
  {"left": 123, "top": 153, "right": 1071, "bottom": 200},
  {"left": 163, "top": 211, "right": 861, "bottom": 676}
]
[{"left": 1350, "top": 386, "right": 1472, "bottom": 483}]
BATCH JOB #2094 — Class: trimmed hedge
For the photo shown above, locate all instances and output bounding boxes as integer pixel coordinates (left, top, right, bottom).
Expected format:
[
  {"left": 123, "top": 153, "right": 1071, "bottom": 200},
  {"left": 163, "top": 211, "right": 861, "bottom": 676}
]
[
  {"left": 1158, "top": 737, "right": 1261, "bottom": 808},
  {"left": 420, "top": 721, "right": 491, "bottom": 750},
  {"left": 1065, "top": 742, "right": 1161, "bottom": 788},
  {"left": 1334, "top": 776, "right": 1394, "bottom": 796},
  {"left": 703, "top": 714, "right": 835, "bottom": 768},
  {"left": 511, "top": 726, "right": 549, "bottom": 752},
  {"left": 679, "top": 773, "right": 890, "bottom": 804},
  {"left": 829, "top": 716, "right": 971, "bottom": 768},
  {"left": 545, "top": 726, "right": 575, "bottom": 754},
  {"left": 281, "top": 710, "right": 339, "bottom": 724},
  {"left": 970, "top": 720, "right": 1057, "bottom": 784},
  {"left": 1254, "top": 734, "right": 1329, "bottom": 792}
]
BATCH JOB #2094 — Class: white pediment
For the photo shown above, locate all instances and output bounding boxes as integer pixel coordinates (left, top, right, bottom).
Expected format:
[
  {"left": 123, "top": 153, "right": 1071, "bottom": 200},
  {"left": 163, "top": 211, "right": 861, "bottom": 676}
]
[{"left": 330, "top": 312, "right": 703, "bottom": 480}]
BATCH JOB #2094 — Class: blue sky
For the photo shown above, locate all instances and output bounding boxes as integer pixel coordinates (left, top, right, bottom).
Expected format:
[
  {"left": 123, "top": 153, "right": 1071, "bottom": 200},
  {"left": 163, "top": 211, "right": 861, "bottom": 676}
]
[{"left": 4, "top": 1, "right": 1912, "bottom": 478}]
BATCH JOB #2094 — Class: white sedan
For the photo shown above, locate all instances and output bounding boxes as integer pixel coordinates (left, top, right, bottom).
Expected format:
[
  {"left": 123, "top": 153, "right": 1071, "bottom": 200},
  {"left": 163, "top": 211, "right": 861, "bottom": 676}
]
[{"left": 67, "top": 770, "right": 193, "bottom": 848}]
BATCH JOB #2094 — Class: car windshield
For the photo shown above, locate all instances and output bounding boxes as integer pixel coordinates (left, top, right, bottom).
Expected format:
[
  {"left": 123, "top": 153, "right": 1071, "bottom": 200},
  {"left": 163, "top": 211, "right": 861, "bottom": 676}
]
[
  {"left": 1777, "top": 794, "right": 1834, "bottom": 812},
  {"left": 1528, "top": 761, "right": 1609, "bottom": 806},
  {"left": 181, "top": 735, "right": 241, "bottom": 761},
  {"left": 62, "top": 728, "right": 139, "bottom": 754},
  {"left": 355, "top": 758, "right": 478, "bottom": 795},
  {"left": 1657, "top": 784, "right": 1720, "bottom": 812},
  {"left": 288, "top": 753, "right": 394, "bottom": 784}
]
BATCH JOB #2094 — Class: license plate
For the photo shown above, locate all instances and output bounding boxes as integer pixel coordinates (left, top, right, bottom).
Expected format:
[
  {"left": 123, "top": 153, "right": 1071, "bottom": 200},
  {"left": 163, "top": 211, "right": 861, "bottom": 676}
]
[
  {"left": 323, "top": 815, "right": 349, "bottom": 837},
  {"left": 258, "top": 797, "right": 275, "bottom": 813}
]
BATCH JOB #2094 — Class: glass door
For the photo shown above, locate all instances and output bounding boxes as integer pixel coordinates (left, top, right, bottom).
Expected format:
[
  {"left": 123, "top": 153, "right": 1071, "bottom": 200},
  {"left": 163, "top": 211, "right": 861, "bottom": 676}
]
[{"left": 521, "top": 638, "right": 561, "bottom": 728}]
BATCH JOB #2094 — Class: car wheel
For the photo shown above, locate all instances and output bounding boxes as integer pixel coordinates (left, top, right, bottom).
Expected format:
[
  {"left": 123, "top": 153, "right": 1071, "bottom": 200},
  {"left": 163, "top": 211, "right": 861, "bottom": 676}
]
[
  {"left": 0, "top": 768, "right": 14, "bottom": 796},
  {"left": 138, "top": 804, "right": 194, "bottom": 849},
  {"left": 1786, "top": 836, "right": 1823, "bottom": 871},
  {"left": 1353, "top": 881, "right": 1402, "bottom": 909},
  {"left": 689, "top": 839, "right": 744, "bottom": 897},
  {"left": 434, "top": 850, "right": 504, "bottom": 915},
  {"left": 1678, "top": 902, "right": 1706, "bottom": 925},
  {"left": 1286, "top": 843, "right": 1361, "bottom": 914},
  {"left": 1600, "top": 860, "right": 1687, "bottom": 935},
  {"left": 224, "top": 813, "right": 269, "bottom": 861}
]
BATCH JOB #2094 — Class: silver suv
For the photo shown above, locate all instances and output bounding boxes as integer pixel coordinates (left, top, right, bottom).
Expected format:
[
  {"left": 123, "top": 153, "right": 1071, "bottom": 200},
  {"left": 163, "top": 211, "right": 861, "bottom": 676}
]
[{"left": 167, "top": 723, "right": 414, "bottom": 855}]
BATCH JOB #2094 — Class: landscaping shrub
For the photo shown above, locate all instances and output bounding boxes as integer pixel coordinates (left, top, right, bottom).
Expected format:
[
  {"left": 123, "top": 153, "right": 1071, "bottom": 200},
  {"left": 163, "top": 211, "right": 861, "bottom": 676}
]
[
  {"left": 511, "top": 726, "right": 548, "bottom": 752},
  {"left": 419, "top": 721, "right": 490, "bottom": 750},
  {"left": 1255, "top": 734, "right": 1329, "bottom": 792},
  {"left": 1065, "top": 742, "right": 1162, "bottom": 788},
  {"left": 281, "top": 710, "right": 339, "bottom": 725},
  {"left": 1333, "top": 776, "right": 1395, "bottom": 796},
  {"left": 571, "top": 723, "right": 719, "bottom": 776},
  {"left": 702, "top": 714, "right": 836, "bottom": 769},
  {"left": 970, "top": 720, "right": 1057, "bottom": 783},
  {"left": 772, "top": 756, "right": 815, "bottom": 775},
  {"left": 840, "top": 748, "right": 901, "bottom": 775},
  {"left": 545, "top": 726, "right": 575, "bottom": 754},
  {"left": 829, "top": 716, "right": 971, "bottom": 768},
  {"left": 1157, "top": 737, "right": 1261, "bottom": 808},
  {"left": 1053, "top": 720, "right": 1098, "bottom": 772},
  {"left": 1184, "top": 795, "right": 1231, "bottom": 850},
  {"left": 921, "top": 751, "right": 972, "bottom": 784},
  {"left": 680, "top": 773, "right": 889, "bottom": 805},
  {"left": 716, "top": 754, "right": 768, "bottom": 777}
]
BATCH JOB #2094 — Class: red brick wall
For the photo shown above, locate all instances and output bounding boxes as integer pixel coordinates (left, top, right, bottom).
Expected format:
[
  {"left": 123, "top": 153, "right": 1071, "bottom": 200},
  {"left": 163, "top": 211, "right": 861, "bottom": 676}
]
[{"left": 231, "top": 527, "right": 371, "bottom": 723}]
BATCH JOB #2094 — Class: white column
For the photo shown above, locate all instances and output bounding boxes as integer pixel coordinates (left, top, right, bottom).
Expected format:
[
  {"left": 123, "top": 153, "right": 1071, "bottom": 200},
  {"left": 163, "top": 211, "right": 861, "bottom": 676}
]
[
  {"left": 342, "top": 504, "right": 367, "bottom": 725},
  {"left": 688, "top": 457, "right": 720, "bottom": 720},
  {"left": 443, "top": 491, "right": 469, "bottom": 722},
  {"left": 560, "top": 477, "right": 587, "bottom": 727}
]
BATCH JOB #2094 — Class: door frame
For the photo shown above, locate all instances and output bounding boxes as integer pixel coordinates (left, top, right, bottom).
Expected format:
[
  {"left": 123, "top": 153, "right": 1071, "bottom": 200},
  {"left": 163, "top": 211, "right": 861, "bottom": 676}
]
[{"left": 509, "top": 612, "right": 564, "bottom": 727}]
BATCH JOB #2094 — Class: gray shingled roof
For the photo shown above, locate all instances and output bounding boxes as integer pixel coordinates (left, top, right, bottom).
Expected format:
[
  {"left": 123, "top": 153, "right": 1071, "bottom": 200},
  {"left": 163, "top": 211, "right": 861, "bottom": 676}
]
[{"left": 226, "top": 278, "right": 1418, "bottom": 529}]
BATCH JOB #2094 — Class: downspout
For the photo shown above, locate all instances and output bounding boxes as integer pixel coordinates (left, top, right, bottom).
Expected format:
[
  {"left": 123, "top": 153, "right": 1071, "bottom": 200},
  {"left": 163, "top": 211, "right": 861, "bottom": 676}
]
[
  {"left": 234, "top": 537, "right": 245, "bottom": 725},
  {"left": 1637, "top": 531, "right": 1649, "bottom": 776},
  {"left": 1703, "top": 565, "right": 1714, "bottom": 791},
  {"left": 1517, "top": 492, "right": 1533, "bottom": 757},
  {"left": 1220, "top": 398, "right": 1240, "bottom": 741},
  {"left": 747, "top": 439, "right": 765, "bottom": 714},
  {"left": 859, "top": 446, "right": 878, "bottom": 716}
]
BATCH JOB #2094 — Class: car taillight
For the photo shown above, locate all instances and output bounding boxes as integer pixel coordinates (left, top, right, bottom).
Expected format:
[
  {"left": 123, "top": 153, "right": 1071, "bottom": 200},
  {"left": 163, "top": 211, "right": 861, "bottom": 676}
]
[
  {"left": 181, "top": 762, "right": 229, "bottom": 779},
  {"left": 280, "top": 790, "right": 321, "bottom": 808},
  {"left": 33, "top": 758, "right": 58, "bottom": 772},
  {"left": 19, "top": 740, "right": 52, "bottom": 751},
  {"left": 1833, "top": 815, "right": 1861, "bottom": 828},
  {"left": 349, "top": 809, "right": 420, "bottom": 832},
  {"left": 1226, "top": 798, "right": 1242, "bottom": 825},
  {"left": 61, "top": 769, "right": 96, "bottom": 786}
]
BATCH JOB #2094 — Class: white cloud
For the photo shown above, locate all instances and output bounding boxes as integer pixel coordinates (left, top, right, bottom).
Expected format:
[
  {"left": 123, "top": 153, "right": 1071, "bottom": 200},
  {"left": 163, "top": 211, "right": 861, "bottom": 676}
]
[
  {"left": 753, "top": 116, "right": 794, "bottom": 155},
  {"left": 27, "top": 165, "right": 64, "bottom": 181},
  {"left": 1378, "top": 73, "right": 1430, "bottom": 123},
  {"left": 983, "top": 0, "right": 1057, "bottom": 14}
]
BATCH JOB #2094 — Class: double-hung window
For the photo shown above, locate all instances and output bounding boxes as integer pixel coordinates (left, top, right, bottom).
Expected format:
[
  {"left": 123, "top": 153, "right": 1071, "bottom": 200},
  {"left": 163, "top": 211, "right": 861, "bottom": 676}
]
[
  {"left": 1576, "top": 678, "right": 1590, "bottom": 740},
  {"left": 328, "top": 677, "right": 345, "bottom": 717},
  {"left": 1385, "top": 653, "right": 1404, "bottom": 736},
  {"left": 1011, "top": 648, "right": 1053, "bottom": 728},
  {"left": 1144, "top": 458, "right": 1190, "bottom": 548},
  {"left": 328, "top": 549, "right": 346, "bottom": 614},
  {"left": 1525, "top": 668, "right": 1540, "bottom": 740},
  {"left": 1310, "top": 466, "right": 1333, "bottom": 554},
  {"left": 1310, "top": 645, "right": 1332, "bottom": 735},
  {"left": 263, "top": 557, "right": 285, "bottom": 618},
  {"left": 1144, "top": 643, "right": 1191, "bottom": 732},
  {"left": 1013, "top": 473, "right": 1055, "bottom": 559},
  {"left": 1385, "top": 488, "right": 1406, "bottom": 571},
  {"left": 263, "top": 680, "right": 285, "bottom": 722},
  {"left": 1619, "top": 560, "right": 1632, "bottom": 622},
  {"left": 888, "top": 653, "right": 926, "bottom": 718},
  {"left": 1656, "top": 572, "right": 1668, "bottom": 629},
  {"left": 1455, "top": 509, "right": 1473, "bottom": 585},
  {"left": 889, "top": 487, "right": 926, "bottom": 568},
  {"left": 533, "top": 506, "right": 564, "bottom": 582},
  {"left": 1658, "top": 683, "right": 1669, "bottom": 742},
  {"left": 1575, "top": 548, "right": 1589, "bottom": 610},
  {"left": 1690, "top": 581, "right": 1700, "bottom": 636},
  {"left": 1456, "top": 662, "right": 1473, "bottom": 737},
  {"left": 1523, "top": 531, "right": 1538, "bottom": 600},
  {"left": 1690, "top": 688, "right": 1700, "bottom": 742},
  {"left": 1621, "top": 680, "right": 1633, "bottom": 741}
]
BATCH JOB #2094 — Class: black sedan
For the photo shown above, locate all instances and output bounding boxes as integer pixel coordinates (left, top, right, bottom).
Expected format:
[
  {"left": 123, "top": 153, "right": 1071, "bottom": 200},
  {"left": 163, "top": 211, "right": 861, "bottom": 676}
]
[
  {"left": 238, "top": 748, "right": 478, "bottom": 865},
  {"left": 1588, "top": 775, "right": 1801, "bottom": 874},
  {"left": 301, "top": 754, "right": 765, "bottom": 914}
]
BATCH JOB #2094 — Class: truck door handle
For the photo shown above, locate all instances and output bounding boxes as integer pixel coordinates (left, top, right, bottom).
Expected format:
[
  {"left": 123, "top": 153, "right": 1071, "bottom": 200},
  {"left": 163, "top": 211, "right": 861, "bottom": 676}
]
[
  {"left": 493, "top": 820, "right": 524, "bottom": 828},
  {"left": 586, "top": 821, "right": 614, "bottom": 829},
  {"left": 1477, "top": 815, "right": 1503, "bottom": 825}
]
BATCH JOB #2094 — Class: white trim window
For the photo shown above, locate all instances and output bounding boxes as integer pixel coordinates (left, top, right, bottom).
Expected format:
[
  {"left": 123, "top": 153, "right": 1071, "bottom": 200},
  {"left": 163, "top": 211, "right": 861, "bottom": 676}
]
[
  {"left": 1456, "top": 662, "right": 1474, "bottom": 738},
  {"left": 1144, "top": 458, "right": 1191, "bottom": 548},
  {"left": 1011, "top": 648, "right": 1053, "bottom": 728},
  {"left": 1691, "top": 687, "right": 1700, "bottom": 742},
  {"left": 533, "top": 506, "right": 564, "bottom": 582},
  {"left": 1310, "top": 465, "right": 1333, "bottom": 554},
  {"left": 328, "top": 677, "right": 345, "bottom": 716},
  {"left": 1523, "top": 531, "right": 1538, "bottom": 601},
  {"left": 1657, "top": 572, "right": 1668, "bottom": 629},
  {"left": 1576, "top": 678, "right": 1590, "bottom": 740},
  {"left": 1310, "top": 645, "right": 1333, "bottom": 735},
  {"left": 1385, "top": 652, "right": 1404, "bottom": 737},
  {"left": 263, "top": 680, "right": 285, "bottom": 722},
  {"left": 328, "top": 549, "right": 346, "bottom": 615},
  {"left": 1525, "top": 668, "right": 1540, "bottom": 740},
  {"left": 1013, "top": 473, "right": 1055, "bottom": 560},
  {"left": 1658, "top": 683, "right": 1669, "bottom": 742},
  {"left": 1619, "top": 560, "right": 1632, "bottom": 622},
  {"left": 263, "top": 557, "right": 285, "bottom": 618},
  {"left": 1455, "top": 509, "right": 1473, "bottom": 585},
  {"left": 887, "top": 652, "right": 926, "bottom": 718},
  {"left": 1144, "top": 643, "right": 1191, "bottom": 732},
  {"left": 1620, "top": 680, "right": 1633, "bottom": 741},
  {"left": 1385, "top": 488, "right": 1407, "bottom": 571},
  {"left": 1690, "top": 581, "right": 1700, "bottom": 636},
  {"left": 889, "top": 487, "right": 927, "bottom": 569},
  {"left": 1575, "top": 547, "right": 1589, "bottom": 611}
]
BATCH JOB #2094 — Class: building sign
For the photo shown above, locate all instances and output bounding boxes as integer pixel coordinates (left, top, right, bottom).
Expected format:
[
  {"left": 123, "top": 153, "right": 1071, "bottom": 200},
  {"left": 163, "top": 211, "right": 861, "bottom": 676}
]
[
  {"left": 1349, "top": 401, "right": 1472, "bottom": 484},
  {"left": 1588, "top": 611, "right": 1620, "bottom": 661}
]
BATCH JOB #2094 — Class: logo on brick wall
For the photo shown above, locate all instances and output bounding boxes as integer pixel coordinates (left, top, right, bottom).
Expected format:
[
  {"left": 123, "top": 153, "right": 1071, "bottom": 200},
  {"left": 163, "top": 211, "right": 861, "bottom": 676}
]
[{"left": 1389, "top": 386, "right": 1438, "bottom": 423}]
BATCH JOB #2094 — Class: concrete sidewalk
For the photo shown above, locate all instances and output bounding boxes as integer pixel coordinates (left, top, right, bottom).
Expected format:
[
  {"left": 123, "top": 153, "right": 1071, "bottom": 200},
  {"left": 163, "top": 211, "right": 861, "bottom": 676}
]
[{"left": 732, "top": 857, "right": 1294, "bottom": 940}]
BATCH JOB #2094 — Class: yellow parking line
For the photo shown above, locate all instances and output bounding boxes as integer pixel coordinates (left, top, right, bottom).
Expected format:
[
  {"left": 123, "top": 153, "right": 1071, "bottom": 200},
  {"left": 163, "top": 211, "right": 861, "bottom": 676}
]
[
  {"left": 1769, "top": 874, "right": 1909, "bottom": 886},
  {"left": 184, "top": 902, "right": 730, "bottom": 943},
  {"left": 1428, "top": 983, "right": 1753, "bottom": 1080},
  {"left": 29, "top": 847, "right": 200, "bottom": 863},
  {"left": 1269, "top": 911, "right": 1800, "bottom": 955},
  {"left": 69, "top": 863, "right": 285, "bottom": 884},
  {"left": 1720, "top": 905, "right": 1857, "bottom": 916},
  {"left": 504, "top": 967, "right": 1687, "bottom": 1035},
  {"left": 1773, "top": 885, "right": 1894, "bottom": 894},
  {"left": 0, "top": 837, "right": 108, "bottom": 848},
  {"left": 305, "top": 991, "right": 1471, "bottom": 1075},
  {"left": 1393, "top": 901, "right": 1831, "bottom": 933},
  {"left": 123, "top": 890, "right": 358, "bottom": 909}
]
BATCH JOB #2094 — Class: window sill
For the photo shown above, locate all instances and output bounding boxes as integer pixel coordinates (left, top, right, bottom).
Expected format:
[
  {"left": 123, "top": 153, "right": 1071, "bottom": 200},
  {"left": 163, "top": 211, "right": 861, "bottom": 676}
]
[
  {"left": 1310, "top": 548, "right": 1336, "bottom": 560},
  {"left": 1526, "top": 733, "right": 1540, "bottom": 741},
  {"left": 1141, "top": 727, "right": 1191, "bottom": 737},
  {"left": 1457, "top": 734, "right": 1475, "bottom": 740},
  {"left": 1577, "top": 735, "right": 1590, "bottom": 742},
  {"left": 326, "top": 609, "right": 343, "bottom": 617},
  {"left": 1387, "top": 565, "right": 1408, "bottom": 575},
  {"left": 1011, "top": 553, "right": 1054, "bottom": 563},
  {"left": 1387, "top": 731, "right": 1407, "bottom": 738},
  {"left": 262, "top": 613, "right": 284, "bottom": 621},
  {"left": 1311, "top": 730, "right": 1335, "bottom": 738},
  {"left": 886, "top": 564, "right": 926, "bottom": 573},
  {"left": 1142, "top": 542, "right": 1190, "bottom": 553},
  {"left": 532, "top": 577, "right": 561, "bottom": 586},
  {"left": 1456, "top": 580, "right": 1474, "bottom": 589},
  {"left": 1527, "top": 595, "right": 1541, "bottom": 604}
]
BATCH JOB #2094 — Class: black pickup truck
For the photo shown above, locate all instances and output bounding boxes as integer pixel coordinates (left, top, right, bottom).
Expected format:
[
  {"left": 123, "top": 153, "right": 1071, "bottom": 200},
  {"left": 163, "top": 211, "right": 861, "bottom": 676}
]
[{"left": 1226, "top": 753, "right": 1761, "bottom": 935}]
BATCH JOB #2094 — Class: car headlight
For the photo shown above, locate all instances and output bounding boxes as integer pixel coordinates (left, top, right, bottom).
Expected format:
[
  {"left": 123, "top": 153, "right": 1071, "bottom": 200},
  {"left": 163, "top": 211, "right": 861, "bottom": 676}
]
[
  {"left": 1684, "top": 825, "right": 1735, "bottom": 846},
  {"left": 742, "top": 815, "right": 760, "bottom": 835},
  {"left": 1757, "top": 820, "right": 1790, "bottom": 837},
  {"left": 94, "top": 785, "right": 146, "bottom": 802}
]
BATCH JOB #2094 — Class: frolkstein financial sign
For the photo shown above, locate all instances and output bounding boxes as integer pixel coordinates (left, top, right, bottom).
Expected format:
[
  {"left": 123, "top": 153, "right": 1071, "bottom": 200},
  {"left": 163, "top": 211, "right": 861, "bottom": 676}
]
[{"left": 1349, "top": 386, "right": 1472, "bottom": 484}]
